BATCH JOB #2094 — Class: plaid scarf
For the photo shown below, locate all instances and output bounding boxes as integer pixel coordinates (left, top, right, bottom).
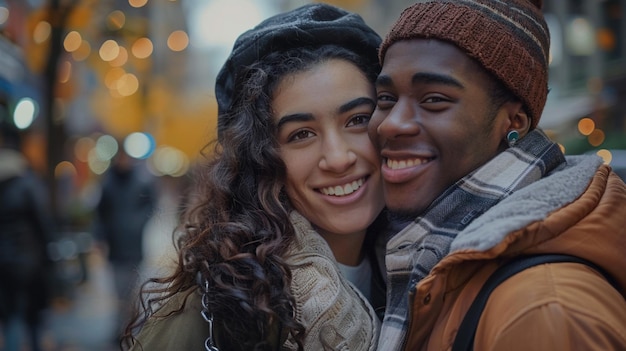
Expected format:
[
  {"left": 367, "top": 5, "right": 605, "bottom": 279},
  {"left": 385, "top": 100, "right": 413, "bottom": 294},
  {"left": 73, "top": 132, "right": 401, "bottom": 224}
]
[{"left": 379, "top": 129, "right": 566, "bottom": 350}]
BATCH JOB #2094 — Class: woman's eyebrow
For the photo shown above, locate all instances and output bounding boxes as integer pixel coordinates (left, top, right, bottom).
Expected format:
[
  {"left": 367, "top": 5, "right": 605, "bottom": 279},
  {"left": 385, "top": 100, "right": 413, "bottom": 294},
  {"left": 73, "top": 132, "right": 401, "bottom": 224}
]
[
  {"left": 276, "top": 113, "right": 313, "bottom": 129},
  {"left": 338, "top": 97, "right": 375, "bottom": 114}
]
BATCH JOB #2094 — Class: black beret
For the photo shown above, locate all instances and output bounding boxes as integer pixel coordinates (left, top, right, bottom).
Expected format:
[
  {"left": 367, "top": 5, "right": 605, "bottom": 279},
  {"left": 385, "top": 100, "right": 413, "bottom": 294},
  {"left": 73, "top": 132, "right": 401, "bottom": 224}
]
[{"left": 214, "top": 3, "right": 381, "bottom": 118}]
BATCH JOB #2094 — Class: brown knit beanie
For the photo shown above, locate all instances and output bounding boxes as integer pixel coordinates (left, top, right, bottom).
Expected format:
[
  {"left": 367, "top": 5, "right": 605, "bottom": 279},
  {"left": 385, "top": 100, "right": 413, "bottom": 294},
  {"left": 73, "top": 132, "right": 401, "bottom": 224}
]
[{"left": 379, "top": 0, "right": 549, "bottom": 129}]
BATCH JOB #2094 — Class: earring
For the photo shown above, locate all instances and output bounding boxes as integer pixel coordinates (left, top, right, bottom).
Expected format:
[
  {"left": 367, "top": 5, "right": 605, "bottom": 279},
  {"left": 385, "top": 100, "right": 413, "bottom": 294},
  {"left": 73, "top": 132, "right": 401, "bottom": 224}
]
[{"left": 506, "top": 130, "right": 519, "bottom": 147}]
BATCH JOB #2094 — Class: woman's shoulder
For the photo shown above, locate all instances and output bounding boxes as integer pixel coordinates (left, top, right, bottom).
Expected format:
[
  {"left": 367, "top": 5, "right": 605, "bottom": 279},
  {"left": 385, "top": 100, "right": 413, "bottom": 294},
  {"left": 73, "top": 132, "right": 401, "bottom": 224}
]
[{"left": 130, "top": 289, "right": 208, "bottom": 350}]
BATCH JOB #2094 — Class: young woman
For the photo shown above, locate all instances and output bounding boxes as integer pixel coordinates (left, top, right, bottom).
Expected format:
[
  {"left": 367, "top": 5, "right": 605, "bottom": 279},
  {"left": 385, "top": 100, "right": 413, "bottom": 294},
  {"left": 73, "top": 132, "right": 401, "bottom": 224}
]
[{"left": 123, "top": 4, "right": 386, "bottom": 350}]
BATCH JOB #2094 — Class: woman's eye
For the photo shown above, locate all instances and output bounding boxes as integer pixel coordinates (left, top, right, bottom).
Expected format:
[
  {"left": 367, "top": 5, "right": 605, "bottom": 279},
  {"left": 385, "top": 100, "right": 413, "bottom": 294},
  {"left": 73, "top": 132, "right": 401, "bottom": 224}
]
[
  {"left": 347, "top": 114, "right": 371, "bottom": 127},
  {"left": 288, "top": 129, "right": 314, "bottom": 142}
]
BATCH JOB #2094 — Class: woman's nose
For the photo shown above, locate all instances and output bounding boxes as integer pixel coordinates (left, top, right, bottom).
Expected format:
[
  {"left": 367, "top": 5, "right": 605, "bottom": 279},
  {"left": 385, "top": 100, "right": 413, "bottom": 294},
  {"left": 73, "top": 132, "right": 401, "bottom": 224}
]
[{"left": 318, "top": 136, "right": 357, "bottom": 172}]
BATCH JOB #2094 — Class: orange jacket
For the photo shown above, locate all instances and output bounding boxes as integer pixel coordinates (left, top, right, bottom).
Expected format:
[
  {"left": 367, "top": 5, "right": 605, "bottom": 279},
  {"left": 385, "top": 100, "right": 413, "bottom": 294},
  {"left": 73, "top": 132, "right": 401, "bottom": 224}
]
[{"left": 405, "top": 165, "right": 626, "bottom": 350}]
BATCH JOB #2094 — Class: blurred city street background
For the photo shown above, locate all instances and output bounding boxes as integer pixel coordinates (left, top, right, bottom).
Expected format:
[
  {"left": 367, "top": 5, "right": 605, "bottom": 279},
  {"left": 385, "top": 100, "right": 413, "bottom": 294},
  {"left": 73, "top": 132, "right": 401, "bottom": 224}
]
[
  {"left": 1, "top": 0, "right": 626, "bottom": 350},
  {"left": 0, "top": 183, "right": 180, "bottom": 350}
]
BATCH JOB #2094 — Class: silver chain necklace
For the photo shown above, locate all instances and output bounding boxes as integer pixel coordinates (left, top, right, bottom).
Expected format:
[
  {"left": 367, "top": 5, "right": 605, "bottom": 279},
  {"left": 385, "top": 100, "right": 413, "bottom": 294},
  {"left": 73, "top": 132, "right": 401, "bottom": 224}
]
[{"left": 200, "top": 275, "right": 219, "bottom": 351}]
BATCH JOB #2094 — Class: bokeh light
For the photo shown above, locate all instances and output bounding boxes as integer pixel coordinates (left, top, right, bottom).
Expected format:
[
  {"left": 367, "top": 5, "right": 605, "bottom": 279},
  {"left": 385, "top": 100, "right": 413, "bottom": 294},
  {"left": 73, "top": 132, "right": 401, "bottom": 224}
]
[
  {"left": 588, "top": 129, "right": 605, "bottom": 147},
  {"left": 95, "top": 134, "right": 118, "bottom": 161},
  {"left": 72, "top": 40, "right": 92, "bottom": 61},
  {"left": 566, "top": 17, "right": 594, "bottom": 56},
  {"left": 596, "top": 149, "right": 612, "bottom": 165},
  {"left": 87, "top": 148, "right": 110, "bottom": 175},
  {"left": 110, "top": 46, "right": 128, "bottom": 67},
  {"left": 148, "top": 146, "right": 189, "bottom": 177},
  {"left": 114, "top": 73, "right": 139, "bottom": 97},
  {"left": 124, "top": 132, "right": 155, "bottom": 159},
  {"left": 13, "top": 97, "right": 38, "bottom": 130},
  {"left": 597, "top": 28, "right": 616, "bottom": 52},
  {"left": 99, "top": 39, "right": 120, "bottom": 62},
  {"left": 106, "top": 10, "right": 126, "bottom": 31},
  {"left": 33, "top": 21, "right": 51, "bottom": 44},
  {"left": 131, "top": 37, "right": 153, "bottom": 59},
  {"left": 0, "top": 4, "right": 8, "bottom": 28},
  {"left": 577, "top": 118, "right": 595, "bottom": 136},
  {"left": 59, "top": 61, "right": 72, "bottom": 83},
  {"left": 64, "top": 31, "right": 82, "bottom": 52},
  {"left": 167, "top": 30, "right": 189, "bottom": 52},
  {"left": 129, "top": 0, "right": 148, "bottom": 8},
  {"left": 55, "top": 161, "right": 77, "bottom": 179}
]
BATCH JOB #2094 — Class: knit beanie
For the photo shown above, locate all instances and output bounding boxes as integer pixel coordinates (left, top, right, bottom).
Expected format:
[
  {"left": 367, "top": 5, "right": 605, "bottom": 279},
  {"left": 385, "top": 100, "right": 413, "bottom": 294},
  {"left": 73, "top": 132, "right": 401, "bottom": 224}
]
[
  {"left": 379, "top": 0, "right": 549, "bottom": 128},
  {"left": 215, "top": 3, "right": 381, "bottom": 120}
]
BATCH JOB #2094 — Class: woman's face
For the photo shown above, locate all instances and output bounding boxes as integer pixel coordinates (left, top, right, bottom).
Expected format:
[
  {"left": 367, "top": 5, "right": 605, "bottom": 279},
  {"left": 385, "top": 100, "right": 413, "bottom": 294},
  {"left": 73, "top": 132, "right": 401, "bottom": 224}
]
[{"left": 273, "top": 59, "right": 384, "bottom": 242}]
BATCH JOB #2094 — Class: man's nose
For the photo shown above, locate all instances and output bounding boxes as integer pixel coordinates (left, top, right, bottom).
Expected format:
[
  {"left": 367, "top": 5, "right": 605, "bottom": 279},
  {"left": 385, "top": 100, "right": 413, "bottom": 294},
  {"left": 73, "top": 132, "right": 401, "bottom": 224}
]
[{"left": 375, "top": 99, "right": 421, "bottom": 140}]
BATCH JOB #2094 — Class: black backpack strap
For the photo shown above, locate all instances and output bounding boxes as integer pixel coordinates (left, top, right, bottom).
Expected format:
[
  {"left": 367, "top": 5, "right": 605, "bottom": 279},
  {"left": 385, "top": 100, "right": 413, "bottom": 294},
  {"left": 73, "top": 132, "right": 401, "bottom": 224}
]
[{"left": 452, "top": 254, "right": 617, "bottom": 351}]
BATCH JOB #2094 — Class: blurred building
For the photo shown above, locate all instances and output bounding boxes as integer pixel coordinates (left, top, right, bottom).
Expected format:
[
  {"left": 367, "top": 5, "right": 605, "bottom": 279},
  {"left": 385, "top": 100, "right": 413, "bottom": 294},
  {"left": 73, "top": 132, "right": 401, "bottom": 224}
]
[{"left": 540, "top": 0, "right": 626, "bottom": 155}]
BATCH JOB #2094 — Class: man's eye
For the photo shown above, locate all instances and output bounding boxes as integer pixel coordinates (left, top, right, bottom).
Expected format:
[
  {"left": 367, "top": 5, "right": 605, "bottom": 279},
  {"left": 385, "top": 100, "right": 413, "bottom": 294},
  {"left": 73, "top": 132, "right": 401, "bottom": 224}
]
[
  {"left": 423, "top": 96, "right": 448, "bottom": 103},
  {"left": 376, "top": 94, "right": 396, "bottom": 109},
  {"left": 377, "top": 94, "right": 395, "bottom": 102}
]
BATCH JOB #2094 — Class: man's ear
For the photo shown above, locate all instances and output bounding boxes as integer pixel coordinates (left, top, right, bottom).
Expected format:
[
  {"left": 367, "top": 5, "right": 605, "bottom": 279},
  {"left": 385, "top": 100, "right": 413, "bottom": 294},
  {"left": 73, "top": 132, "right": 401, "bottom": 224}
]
[{"left": 505, "top": 102, "right": 531, "bottom": 137}]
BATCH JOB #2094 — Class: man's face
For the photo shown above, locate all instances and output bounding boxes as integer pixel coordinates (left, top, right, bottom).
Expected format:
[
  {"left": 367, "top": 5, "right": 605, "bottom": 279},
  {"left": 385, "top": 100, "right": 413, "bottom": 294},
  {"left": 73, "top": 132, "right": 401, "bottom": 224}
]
[{"left": 369, "top": 39, "right": 511, "bottom": 217}]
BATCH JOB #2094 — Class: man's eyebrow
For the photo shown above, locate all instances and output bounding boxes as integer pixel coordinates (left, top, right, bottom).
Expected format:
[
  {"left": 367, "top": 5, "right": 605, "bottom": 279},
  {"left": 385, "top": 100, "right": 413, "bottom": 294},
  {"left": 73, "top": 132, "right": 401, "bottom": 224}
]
[
  {"left": 276, "top": 113, "right": 313, "bottom": 129},
  {"left": 412, "top": 72, "right": 464, "bottom": 89},
  {"left": 375, "top": 72, "right": 465, "bottom": 89},
  {"left": 375, "top": 75, "right": 393, "bottom": 87},
  {"left": 338, "top": 97, "right": 375, "bottom": 114}
]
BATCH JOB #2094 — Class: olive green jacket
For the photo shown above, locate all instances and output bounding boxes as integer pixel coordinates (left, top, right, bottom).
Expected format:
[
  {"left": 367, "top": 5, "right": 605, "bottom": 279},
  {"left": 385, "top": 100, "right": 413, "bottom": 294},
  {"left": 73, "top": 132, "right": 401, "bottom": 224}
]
[{"left": 130, "top": 211, "right": 381, "bottom": 350}]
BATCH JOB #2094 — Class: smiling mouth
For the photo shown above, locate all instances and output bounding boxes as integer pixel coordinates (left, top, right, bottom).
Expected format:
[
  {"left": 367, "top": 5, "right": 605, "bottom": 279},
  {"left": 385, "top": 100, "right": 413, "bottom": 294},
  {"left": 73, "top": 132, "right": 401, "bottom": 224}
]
[
  {"left": 385, "top": 158, "right": 432, "bottom": 170},
  {"left": 319, "top": 178, "right": 365, "bottom": 196}
]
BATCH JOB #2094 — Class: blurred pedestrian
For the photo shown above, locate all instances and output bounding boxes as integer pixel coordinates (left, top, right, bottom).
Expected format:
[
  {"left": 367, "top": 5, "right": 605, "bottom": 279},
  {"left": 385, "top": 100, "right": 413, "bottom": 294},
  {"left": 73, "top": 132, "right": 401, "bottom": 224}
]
[
  {"left": 0, "top": 117, "right": 55, "bottom": 351},
  {"left": 94, "top": 147, "right": 157, "bottom": 341}
]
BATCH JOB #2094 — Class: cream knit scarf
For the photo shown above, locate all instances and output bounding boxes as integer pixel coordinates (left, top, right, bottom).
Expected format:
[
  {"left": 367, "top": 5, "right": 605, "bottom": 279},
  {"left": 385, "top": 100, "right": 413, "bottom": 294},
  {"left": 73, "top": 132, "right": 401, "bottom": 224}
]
[{"left": 285, "top": 211, "right": 380, "bottom": 351}]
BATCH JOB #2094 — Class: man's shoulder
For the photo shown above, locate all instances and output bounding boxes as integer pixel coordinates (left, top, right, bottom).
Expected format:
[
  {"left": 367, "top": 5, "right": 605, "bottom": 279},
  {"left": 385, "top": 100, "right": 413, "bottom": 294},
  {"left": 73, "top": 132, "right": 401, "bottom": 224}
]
[{"left": 476, "top": 261, "right": 626, "bottom": 349}]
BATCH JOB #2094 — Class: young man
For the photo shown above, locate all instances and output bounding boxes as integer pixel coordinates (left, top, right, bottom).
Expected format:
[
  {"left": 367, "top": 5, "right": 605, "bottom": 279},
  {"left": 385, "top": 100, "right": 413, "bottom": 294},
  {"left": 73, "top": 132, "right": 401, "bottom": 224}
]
[{"left": 369, "top": 0, "right": 626, "bottom": 350}]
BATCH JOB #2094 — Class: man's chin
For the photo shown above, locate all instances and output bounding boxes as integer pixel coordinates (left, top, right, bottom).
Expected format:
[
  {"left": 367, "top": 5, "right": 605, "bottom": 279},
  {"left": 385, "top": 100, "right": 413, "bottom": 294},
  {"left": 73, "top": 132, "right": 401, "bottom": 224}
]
[{"left": 386, "top": 208, "right": 419, "bottom": 224}]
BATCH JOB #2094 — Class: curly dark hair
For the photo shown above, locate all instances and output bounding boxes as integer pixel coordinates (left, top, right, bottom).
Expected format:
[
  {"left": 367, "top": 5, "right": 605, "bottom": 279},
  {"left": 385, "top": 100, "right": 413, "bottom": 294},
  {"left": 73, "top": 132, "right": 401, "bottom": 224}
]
[{"left": 122, "top": 44, "right": 380, "bottom": 351}]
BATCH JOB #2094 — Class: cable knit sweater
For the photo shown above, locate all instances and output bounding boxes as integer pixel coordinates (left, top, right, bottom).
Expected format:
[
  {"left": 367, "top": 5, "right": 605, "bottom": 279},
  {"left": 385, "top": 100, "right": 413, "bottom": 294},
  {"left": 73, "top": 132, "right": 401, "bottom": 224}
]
[
  {"left": 284, "top": 211, "right": 381, "bottom": 350},
  {"left": 130, "top": 211, "right": 381, "bottom": 350}
]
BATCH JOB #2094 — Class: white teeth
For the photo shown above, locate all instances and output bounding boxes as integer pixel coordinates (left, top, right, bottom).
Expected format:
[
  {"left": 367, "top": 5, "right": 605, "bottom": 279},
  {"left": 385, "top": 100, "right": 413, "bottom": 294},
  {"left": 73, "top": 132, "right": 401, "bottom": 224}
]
[
  {"left": 386, "top": 158, "right": 428, "bottom": 170},
  {"left": 334, "top": 185, "right": 345, "bottom": 196},
  {"left": 321, "top": 178, "right": 364, "bottom": 197}
]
